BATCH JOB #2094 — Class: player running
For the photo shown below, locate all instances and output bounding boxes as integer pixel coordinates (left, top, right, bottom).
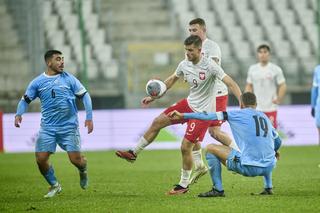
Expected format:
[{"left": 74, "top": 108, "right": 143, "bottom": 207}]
[
  {"left": 14, "top": 50, "right": 93, "bottom": 198},
  {"left": 245, "top": 44, "right": 286, "bottom": 128},
  {"left": 116, "top": 35, "right": 242, "bottom": 195},
  {"left": 169, "top": 92, "right": 281, "bottom": 197}
]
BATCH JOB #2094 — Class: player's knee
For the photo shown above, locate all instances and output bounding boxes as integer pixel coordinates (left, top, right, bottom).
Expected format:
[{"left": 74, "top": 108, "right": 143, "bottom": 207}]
[
  {"left": 150, "top": 116, "right": 166, "bottom": 130},
  {"left": 36, "top": 155, "right": 48, "bottom": 165},
  {"left": 209, "top": 128, "right": 220, "bottom": 140}
]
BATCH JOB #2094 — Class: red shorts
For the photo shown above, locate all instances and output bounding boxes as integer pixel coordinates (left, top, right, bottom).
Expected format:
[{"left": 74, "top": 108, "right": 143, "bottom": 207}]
[
  {"left": 163, "top": 99, "right": 211, "bottom": 143},
  {"left": 264, "top": 111, "right": 277, "bottom": 129},
  {"left": 209, "top": 95, "right": 228, "bottom": 127}
]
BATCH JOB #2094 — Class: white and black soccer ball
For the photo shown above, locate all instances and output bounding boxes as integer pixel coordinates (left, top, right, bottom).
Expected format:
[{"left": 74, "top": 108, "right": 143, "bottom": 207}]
[{"left": 145, "top": 79, "right": 167, "bottom": 98}]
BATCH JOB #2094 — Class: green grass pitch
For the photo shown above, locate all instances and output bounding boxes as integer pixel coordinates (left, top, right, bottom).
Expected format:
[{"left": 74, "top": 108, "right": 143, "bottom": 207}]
[{"left": 0, "top": 146, "right": 319, "bottom": 212}]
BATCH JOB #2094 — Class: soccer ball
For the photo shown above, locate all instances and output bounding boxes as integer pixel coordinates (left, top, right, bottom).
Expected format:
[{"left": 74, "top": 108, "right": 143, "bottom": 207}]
[{"left": 145, "top": 79, "right": 167, "bottom": 98}]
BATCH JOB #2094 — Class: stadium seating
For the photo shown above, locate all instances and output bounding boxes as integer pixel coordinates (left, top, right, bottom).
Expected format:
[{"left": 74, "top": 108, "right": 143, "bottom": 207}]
[
  {"left": 171, "top": 0, "right": 318, "bottom": 83},
  {"left": 43, "top": 0, "right": 118, "bottom": 80}
]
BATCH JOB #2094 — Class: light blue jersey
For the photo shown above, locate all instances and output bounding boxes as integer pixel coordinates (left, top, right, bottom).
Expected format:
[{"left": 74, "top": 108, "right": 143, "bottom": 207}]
[
  {"left": 21, "top": 72, "right": 87, "bottom": 128},
  {"left": 184, "top": 108, "right": 277, "bottom": 167},
  {"left": 311, "top": 65, "right": 320, "bottom": 126},
  {"left": 226, "top": 109, "right": 276, "bottom": 167}
]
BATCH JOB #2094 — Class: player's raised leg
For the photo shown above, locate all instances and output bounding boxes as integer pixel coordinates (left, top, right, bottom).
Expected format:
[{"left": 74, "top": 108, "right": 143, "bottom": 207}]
[
  {"left": 116, "top": 112, "right": 172, "bottom": 162},
  {"left": 36, "top": 152, "right": 61, "bottom": 198}
]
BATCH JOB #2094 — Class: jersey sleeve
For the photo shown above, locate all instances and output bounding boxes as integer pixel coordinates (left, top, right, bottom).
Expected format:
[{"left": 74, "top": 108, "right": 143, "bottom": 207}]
[
  {"left": 275, "top": 66, "right": 286, "bottom": 85},
  {"left": 207, "top": 42, "right": 222, "bottom": 63},
  {"left": 69, "top": 74, "right": 87, "bottom": 97},
  {"left": 175, "top": 61, "right": 184, "bottom": 78},
  {"left": 246, "top": 66, "right": 253, "bottom": 84},
  {"left": 209, "top": 62, "right": 226, "bottom": 80},
  {"left": 23, "top": 79, "right": 39, "bottom": 103}
]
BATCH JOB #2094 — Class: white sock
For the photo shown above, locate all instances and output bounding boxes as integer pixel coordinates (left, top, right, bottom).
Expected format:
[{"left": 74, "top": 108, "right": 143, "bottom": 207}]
[
  {"left": 179, "top": 169, "right": 192, "bottom": 188},
  {"left": 229, "top": 140, "right": 240, "bottom": 152},
  {"left": 192, "top": 150, "right": 205, "bottom": 170},
  {"left": 133, "top": 136, "right": 149, "bottom": 155}
]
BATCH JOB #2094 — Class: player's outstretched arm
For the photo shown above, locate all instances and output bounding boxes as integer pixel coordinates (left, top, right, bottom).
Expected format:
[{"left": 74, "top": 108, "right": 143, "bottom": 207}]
[
  {"left": 184, "top": 112, "right": 223, "bottom": 121},
  {"left": 14, "top": 99, "right": 29, "bottom": 128},
  {"left": 273, "top": 82, "right": 287, "bottom": 104},
  {"left": 81, "top": 92, "right": 93, "bottom": 134},
  {"left": 141, "top": 73, "right": 179, "bottom": 107},
  {"left": 222, "top": 75, "right": 242, "bottom": 104}
]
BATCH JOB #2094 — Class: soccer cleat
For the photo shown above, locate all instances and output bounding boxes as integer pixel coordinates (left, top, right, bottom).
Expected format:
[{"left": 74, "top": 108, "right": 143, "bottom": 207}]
[
  {"left": 79, "top": 171, "right": 88, "bottom": 189},
  {"left": 44, "top": 183, "right": 62, "bottom": 198},
  {"left": 115, "top": 150, "right": 137, "bottom": 163},
  {"left": 259, "top": 188, "right": 273, "bottom": 195},
  {"left": 198, "top": 188, "right": 225, "bottom": 198},
  {"left": 167, "top": 184, "right": 189, "bottom": 195},
  {"left": 189, "top": 165, "right": 208, "bottom": 185}
]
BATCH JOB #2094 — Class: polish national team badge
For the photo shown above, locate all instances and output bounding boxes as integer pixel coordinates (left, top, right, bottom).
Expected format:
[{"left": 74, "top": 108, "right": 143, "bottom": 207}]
[{"left": 199, "top": 72, "right": 206, "bottom": 80}]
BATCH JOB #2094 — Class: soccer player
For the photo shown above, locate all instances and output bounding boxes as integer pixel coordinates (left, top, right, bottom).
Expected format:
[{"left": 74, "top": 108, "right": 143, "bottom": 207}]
[
  {"left": 187, "top": 18, "right": 235, "bottom": 184},
  {"left": 311, "top": 65, "right": 320, "bottom": 145},
  {"left": 14, "top": 50, "right": 93, "bottom": 198},
  {"left": 116, "top": 35, "right": 242, "bottom": 195},
  {"left": 169, "top": 92, "right": 282, "bottom": 197},
  {"left": 245, "top": 44, "right": 286, "bottom": 128}
]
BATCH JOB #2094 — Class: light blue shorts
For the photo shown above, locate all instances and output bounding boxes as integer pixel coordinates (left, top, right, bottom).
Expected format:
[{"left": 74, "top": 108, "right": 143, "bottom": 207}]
[
  {"left": 36, "top": 127, "right": 81, "bottom": 153},
  {"left": 226, "top": 149, "right": 274, "bottom": 177}
]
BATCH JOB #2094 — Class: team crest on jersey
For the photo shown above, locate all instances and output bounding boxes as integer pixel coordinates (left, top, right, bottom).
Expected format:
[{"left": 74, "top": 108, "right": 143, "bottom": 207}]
[{"left": 199, "top": 72, "right": 206, "bottom": 80}]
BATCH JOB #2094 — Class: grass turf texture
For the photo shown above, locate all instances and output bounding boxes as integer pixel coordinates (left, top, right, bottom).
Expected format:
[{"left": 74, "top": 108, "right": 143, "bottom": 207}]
[{"left": 0, "top": 146, "right": 319, "bottom": 212}]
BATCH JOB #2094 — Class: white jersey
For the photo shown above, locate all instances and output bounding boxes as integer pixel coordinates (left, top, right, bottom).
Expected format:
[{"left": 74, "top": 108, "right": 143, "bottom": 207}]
[
  {"left": 175, "top": 56, "right": 226, "bottom": 113},
  {"left": 202, "top": 38, "right": 228, "bottom": 97},
  {"left": 246, "top": 62, "right": 286, "bottom": 112}
]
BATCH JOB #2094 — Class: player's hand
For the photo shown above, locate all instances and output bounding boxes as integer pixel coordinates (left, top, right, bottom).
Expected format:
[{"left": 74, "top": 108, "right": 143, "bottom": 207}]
[
  {"left": 14, "top": 115, "right": 22, "bottom": 128},
  {"left": 168, "top": 110, "right": 183, "bottom": 120},
  {"left": 311, "top": 108, "right": 315, "bottom": 117},
  {"left": 141, "top": 96, "right": 155, "bottom": 108},
  {"left": 272, "top": 98, "right": 280, "bottom": 104},
  {"left": 275, "top": 151, "right": 280, "bottom": 160},
  {"left": 85, "top": 120, "right": 93, "bottom": 134}
]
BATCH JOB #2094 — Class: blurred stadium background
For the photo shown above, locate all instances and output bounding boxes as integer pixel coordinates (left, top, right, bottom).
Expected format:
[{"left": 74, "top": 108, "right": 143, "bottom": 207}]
[{"left": 0, "top": 0, "right": 318, "bottom": 112}]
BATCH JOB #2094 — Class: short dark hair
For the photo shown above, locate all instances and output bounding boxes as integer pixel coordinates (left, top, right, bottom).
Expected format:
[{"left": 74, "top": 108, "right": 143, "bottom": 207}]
[
  {"left": 257, "top": 44, "right": 270, "bottom": 52},
  {"left": 189, "top": 18, "right": 206, "bottom": 27},
  {"left": 184, "top": 35, "right": 202, "bottom": 48},
  {"left": 241, "top": 92, "right": 257, "bottom": 106},
  {"left": 44, "top": 50, "right": 62, "bottom": 62}
]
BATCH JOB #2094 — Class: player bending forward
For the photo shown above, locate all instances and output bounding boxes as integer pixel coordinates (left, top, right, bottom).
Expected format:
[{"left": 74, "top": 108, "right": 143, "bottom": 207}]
[
  {"left": 116, "top": 35, "right": 241, "bottom": 195},
  {"left": 14, "top": 50, "right": 93, "bottom": 198},
  {"left": 169, "top": 92, "right": 281, "bottom": 197}
]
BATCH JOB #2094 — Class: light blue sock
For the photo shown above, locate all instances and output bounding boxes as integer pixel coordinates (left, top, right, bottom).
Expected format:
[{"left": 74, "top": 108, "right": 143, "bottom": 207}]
[
  {"left": 206, "top": 153, "right": 223, "bottom": 191},
  {"left": 43, "top": 166, "right": 58, "bottom": 186},
  {"left": 263, "top": 172, "right": 272, "bottom": 189}
]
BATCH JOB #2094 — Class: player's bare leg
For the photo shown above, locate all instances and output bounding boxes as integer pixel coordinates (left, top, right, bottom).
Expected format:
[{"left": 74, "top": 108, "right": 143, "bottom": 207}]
[
  {"left": 189, "top": 142, "right": 208, "bottom": 185},
  {"left": 208, "top": 126, "right": 232, "bottom": 146},
  {"left": 168, "top": 139, "right": 194, "bottom": 195},
  {"left": 206, "top": 144, "right": 231, "bottom": 165},
  {"left": 116, "top": 113, "right": 172, "bottom": 162},
  {"left": 36, "top": 152, "right": 61, "bottom": 198},
  {"left": 68, "top": 152, "right": 88, "bottom": 189}
]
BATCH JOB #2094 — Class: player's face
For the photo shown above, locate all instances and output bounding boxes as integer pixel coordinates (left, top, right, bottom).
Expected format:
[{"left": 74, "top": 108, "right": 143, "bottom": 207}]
[
  {"left": 185, "top": 44, "right": 201, "bottom": 63},
  {"left": 188, "top": 24, "right": 205, "bottom": 40},
  {"left": 257, "top": 48, "right": 270, "bottom": 64},
  {"left": 48, "top": 54, "right": 64, "bottom": 73}
]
